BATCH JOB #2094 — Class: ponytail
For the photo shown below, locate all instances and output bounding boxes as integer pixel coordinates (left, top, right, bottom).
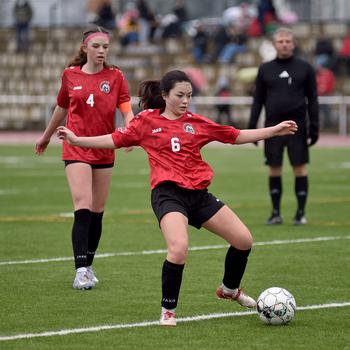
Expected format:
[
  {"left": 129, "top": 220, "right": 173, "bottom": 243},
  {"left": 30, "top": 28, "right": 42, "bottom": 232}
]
[{"left": 137, "top": 80, "right": 166, "bottom": 110}]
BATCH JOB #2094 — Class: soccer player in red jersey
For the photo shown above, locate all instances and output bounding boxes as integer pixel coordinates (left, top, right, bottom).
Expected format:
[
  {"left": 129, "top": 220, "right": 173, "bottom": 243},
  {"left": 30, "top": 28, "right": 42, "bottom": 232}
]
[
  {"left": 35, "top": 27, "right": 134, "bottom": 290},
  {"left": 56, "top": 70, "right": 297, "bottom": 324}
]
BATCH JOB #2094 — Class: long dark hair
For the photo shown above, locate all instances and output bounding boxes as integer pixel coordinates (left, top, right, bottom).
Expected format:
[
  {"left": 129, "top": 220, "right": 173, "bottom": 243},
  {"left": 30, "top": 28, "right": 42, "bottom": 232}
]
[
  {"left": 67, "top": 26, "right": 116, "bottom": 68},
  {"left": 137, "top": 70, "right": 192, "bottom": 111}
]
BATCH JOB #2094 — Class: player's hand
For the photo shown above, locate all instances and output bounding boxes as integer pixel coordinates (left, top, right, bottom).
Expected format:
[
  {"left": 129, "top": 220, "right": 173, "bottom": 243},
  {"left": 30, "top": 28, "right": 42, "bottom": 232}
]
[
  {"left": 274, "top": 120, "right": 298, "bottom": 136},
  {"left": 35, "top": 137, "right": 50, "bottom": 155},
  {"left": 56, "top": 126, "right": 77, "bottom": 145}
]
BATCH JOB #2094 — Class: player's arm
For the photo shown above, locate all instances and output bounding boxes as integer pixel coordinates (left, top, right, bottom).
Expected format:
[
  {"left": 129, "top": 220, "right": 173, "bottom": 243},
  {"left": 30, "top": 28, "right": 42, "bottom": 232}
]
[
  {"left": 235, "top": 120, "right": 298, "bottom": 144},
  {"left": 56, "top": 126, "right": 115, "bottom": 149},
  {"left": 35, "top": 105, "right": 67, "bottom": 154},
  {"left": 119, "top": 101, "right": 134, "bottom": 126}
]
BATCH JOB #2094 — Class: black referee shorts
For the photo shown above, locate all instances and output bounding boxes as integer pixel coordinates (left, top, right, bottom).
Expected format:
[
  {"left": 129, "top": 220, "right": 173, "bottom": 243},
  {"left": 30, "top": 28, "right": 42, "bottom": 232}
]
[
  {"left": 151, "top": 182, "right": 225, "bottom": 229},
  {"left": 264, "top": 125, "right": 309, "bottom": 166}
]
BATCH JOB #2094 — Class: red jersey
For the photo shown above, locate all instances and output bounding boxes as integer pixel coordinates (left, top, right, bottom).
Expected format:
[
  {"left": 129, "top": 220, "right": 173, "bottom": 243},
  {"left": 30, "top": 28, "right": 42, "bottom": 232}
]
[
  {"left": 57, "top": 66, "right": 130, "bottom": 164},
  {"left": 111, "top": 109, "right": 240, "bottom": 190}
]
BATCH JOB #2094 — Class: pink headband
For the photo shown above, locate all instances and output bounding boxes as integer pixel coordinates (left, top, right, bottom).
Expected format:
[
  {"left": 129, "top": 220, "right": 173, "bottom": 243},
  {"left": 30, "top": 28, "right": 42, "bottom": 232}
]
[{"left": 83, "top": 32, "right": 109, "bottom": 44}]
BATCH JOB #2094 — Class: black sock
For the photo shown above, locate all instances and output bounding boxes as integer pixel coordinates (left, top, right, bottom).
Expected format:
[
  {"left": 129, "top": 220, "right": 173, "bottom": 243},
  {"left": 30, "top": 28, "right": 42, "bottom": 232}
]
[
  {"left": 269, "top": 176, "right": 282, "bottom": 215},
  {"left": 295, "top": 176, "right": 308, "bottom": 214},
  {"left": 222, "top": 246, "right": 251, "bottom": 289},
  {"left": 87, "top": 211, "right": 104, "bottom": 266},
  {"left": 161, "top": 260, "right": 185, "bottom": 310},
  {"left": 72, "top": 209, "right": 91, "bottom": 269}
]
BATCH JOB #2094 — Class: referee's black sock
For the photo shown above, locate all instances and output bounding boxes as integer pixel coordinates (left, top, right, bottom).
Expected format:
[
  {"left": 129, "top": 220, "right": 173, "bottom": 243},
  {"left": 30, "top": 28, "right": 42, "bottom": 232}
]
[
  {"left": 72, "top": 209, "right": 91, "bottom": 269},
  {"left": 87, "top": 211, "right": 104, "bottom": 266},
  {"left": 223, "top": 246, "right": 251, "bottom": 289},
  {"left": 269, "top": 176, "right": 282, "bottom": 215},
  {"left": 161, "top": 260, "right": 185, "bottom": 310},
  {"left": 295, "top": 176, "right": 308, "bottom": 215}
]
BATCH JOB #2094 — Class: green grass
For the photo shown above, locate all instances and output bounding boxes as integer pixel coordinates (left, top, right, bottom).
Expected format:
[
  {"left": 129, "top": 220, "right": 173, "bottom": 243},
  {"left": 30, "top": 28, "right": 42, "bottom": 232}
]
[{"left": 0, "top": 145, "right": 349, "bottom": 349}]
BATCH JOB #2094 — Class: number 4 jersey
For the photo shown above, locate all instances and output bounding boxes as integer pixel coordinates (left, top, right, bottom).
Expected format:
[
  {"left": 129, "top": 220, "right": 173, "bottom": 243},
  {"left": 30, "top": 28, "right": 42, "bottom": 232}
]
[
  {"left": 111, "top": 109, "right": 240, "bottom": 190},
  {"left": 57, "top": 66, "right": 130, "bottom": 164}
]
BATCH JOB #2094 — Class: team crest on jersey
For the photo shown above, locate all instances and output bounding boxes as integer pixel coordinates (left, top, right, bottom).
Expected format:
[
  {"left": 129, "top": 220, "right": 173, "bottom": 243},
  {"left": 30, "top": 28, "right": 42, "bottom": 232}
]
[
  {"left": 183, "top": 123, "right": 195, "bottom": 134},
  {"left": 100, "top": 81, "right": 110, "bottom": 93}
]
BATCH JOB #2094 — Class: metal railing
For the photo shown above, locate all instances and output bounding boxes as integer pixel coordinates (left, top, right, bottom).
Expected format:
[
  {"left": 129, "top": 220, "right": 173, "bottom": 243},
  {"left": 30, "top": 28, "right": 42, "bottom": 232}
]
[{"left": 0, "top": 95, "right": 348, "bottom": 135}]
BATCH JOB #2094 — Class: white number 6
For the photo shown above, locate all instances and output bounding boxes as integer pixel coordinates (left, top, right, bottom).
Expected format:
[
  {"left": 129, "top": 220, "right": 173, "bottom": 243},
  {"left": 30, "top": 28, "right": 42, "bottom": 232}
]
[{"left": 171, "top": 137, "right": 180, "bottom": 152}]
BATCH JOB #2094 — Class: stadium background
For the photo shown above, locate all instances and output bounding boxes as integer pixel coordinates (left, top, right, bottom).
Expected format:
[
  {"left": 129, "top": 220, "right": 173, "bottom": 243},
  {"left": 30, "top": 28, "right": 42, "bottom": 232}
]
[{"left": 0, "top": 0, "right": 349, "bottom": 138}]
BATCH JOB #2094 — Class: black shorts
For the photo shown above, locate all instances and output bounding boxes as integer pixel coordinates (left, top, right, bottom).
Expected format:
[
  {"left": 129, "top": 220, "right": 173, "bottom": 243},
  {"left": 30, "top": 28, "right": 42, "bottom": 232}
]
[
  {"left": 64, "top": 160, "right": 114, "bottom": 169},
  {"left": 264, "top": 126, "right": 309, "bottom": 166},
  {"left": 151, "top": 182, "right": 225, "bottom": 229}
]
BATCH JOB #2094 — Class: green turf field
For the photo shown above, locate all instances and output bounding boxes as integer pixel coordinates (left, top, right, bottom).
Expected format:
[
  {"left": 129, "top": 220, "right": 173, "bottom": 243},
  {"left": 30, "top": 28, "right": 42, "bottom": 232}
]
[{"left": 0, "top": 145, "right": 349, "bottom": 349}]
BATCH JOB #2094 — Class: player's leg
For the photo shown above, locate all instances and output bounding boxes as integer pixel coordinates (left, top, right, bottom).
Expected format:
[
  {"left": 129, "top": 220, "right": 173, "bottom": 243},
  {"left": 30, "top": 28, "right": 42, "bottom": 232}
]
[
  {"left": 159, "top": 212, "right": 189, "bottom": 326},
  {"left": 65, "top": 162, "right": 94, "bottom": 290},
  {"left": 287, "top": 128, "right": 309, "bottom": 224},
  {"left": 202, "top": 206, "right": 256, "bottom": 308},
  {"left": 265, "top": 136, "right": 285, "bottom": 224},
  {"left": 86, "top": 166, "right": 114, "bottom": 280}
]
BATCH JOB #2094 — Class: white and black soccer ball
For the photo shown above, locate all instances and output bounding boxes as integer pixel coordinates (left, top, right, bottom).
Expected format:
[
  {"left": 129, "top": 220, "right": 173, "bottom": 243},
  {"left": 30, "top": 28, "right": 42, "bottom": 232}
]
[{"left": 257, "top": 287, "right": 296, "bottom": 325}]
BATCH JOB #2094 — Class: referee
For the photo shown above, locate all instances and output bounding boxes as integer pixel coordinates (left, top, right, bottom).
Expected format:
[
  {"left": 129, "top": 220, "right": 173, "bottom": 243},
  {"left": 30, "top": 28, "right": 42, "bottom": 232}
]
[{"left": 249, "top": 27, "right": 319, "bottom": 225}]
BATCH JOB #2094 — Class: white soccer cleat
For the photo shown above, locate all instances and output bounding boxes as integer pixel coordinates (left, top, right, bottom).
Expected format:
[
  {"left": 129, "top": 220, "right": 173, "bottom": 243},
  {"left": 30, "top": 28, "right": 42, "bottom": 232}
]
[
  {"left": 216, "top": 284, "right": 256, "bottom": 308},
  {"left": 86, "top": 266, "right": 99, "bottom": 284},
  {"left": 73, "top": 268, "right": 95, "bottom": 290},
  {"left": 160, "top": 308, "right": 176, "bottom": 326}
]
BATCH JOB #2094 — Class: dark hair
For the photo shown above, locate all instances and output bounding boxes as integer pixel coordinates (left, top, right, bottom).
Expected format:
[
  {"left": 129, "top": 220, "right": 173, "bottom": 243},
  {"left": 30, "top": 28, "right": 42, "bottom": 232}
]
[
  {"left": 67, "top": 26, "right": 115, "bottom": 68},
  {"left": 137, "top": 70, "right": 192, "bottom": 110}
]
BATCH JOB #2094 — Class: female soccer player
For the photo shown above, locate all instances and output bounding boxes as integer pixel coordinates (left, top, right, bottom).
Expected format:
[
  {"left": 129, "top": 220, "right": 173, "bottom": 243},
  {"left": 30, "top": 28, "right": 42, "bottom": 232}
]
[
  {"left": 56, "top": 70, "right": 297, "bottom": 323},
  {"left": 35, "top": 27, "right": 134, "bottom": 290}
]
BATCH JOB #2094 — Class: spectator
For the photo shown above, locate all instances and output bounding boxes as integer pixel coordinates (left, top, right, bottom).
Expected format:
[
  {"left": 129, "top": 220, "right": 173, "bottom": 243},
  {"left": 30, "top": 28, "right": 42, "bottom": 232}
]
[
  {"left": 136, "top": 0, "right": 152, "bottom": 45},
  {"left": 257, "top": 0, "right": 277, "bottom": 35},
  {"left": 94, "top": 0, "right": 116, "bottom": 30},
  {"left": 316, "top": 64, "right": 336, "bottom": 128},
  {"left": 334, "top": 26, "right": 350, "bottom": 76},
  {"left": 314, "top": 27, "right": 335, "bottom": 70},
  {"left": 13, "top": 0, "right": 33, "bottom": 53},
  {"left": 191, "top": 21, "right": 209, "bottom": 63},
  {"left": 215, "top": 76, "right": 234, "bottom": 126},
  {"left": 218, "top": 25, "right": 248, "bottom": 64}
]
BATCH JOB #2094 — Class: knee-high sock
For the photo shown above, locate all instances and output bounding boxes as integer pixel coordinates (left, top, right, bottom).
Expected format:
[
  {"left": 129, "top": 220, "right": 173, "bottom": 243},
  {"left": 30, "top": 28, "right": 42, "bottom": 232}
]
[
  {"left": 223, "top": 246, "right": 251, "bottom": 289},
  {"left": 72, "top": 209, "right": 91, "bottom": 269},
  {"left": 87, "top": 211, "right": 104, "bottom": 266},
  {"left": 269, "top": 176, "right": 282, "bottom": 214},
  {"left": 295, "top": 176, "right": 308, "bottom": 214},
  {"left": 161, "top": 260, "right": 185, "bottom": 310}
]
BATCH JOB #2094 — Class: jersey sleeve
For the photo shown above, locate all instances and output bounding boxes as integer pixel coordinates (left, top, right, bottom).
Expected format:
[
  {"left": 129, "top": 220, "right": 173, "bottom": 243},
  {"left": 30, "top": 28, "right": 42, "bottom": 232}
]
[
  {"left": 56, "top": 70, "right": 70, "bottom": 109},
  {"left": 111, "top": 115, "right": 142, "bottom": 148},
  {"left": 199, "top": 116, "right": 240, "bottom": 146},
  {"left": 116, "top": 70, "right": 131, "bottom": 107}
]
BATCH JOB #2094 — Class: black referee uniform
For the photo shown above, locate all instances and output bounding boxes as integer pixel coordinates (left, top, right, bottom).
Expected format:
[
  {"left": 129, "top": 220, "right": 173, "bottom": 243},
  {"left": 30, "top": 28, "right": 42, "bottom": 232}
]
[{"left": 249, "top": 54, "right": 319, "bottom": 224}]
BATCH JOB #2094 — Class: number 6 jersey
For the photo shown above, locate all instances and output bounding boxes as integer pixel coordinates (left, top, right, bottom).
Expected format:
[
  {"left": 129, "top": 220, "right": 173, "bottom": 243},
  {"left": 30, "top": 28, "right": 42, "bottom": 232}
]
[
  {"left": 111, "top": 109, "right": 240, "bottom": 190},
  {"left": 57, "top": 66, "right": 130, "bottom": 164}
]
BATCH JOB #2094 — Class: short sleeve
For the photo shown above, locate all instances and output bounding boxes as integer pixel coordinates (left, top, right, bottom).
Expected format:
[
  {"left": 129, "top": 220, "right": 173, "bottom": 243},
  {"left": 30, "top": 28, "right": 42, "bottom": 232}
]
[
  {"left": 111, "top": 115, "right": 142, "bottom": 148},
  {"left": 117, "top": 71, "right": 131, "bottom": 107},
  {"left": 56, "top": 71, "right": 70, "bottom": 109}
]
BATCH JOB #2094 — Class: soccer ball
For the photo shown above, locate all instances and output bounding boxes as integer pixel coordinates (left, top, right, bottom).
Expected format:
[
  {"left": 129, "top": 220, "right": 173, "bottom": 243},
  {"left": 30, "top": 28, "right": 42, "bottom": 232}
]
[{"left": 257, "top": 287, "right": 296, "bottom": 325}]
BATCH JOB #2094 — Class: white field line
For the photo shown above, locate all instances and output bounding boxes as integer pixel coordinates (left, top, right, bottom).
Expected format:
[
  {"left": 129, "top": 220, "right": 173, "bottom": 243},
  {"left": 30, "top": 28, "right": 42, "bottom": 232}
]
[
  {"left": 1, "top": 235, "right": 349, "bottom": 266},
  {"left": 0, "top": 302, "right": 349, "bottom": 342}
]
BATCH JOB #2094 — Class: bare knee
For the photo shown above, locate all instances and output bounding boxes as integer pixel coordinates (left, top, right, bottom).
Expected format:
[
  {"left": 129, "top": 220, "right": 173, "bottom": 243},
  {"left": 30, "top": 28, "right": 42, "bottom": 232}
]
[
  {"left": 167, "top": 241, "right": 188, "bottom": 264},
  {"left": 232, "top": 228, "right": 253, "bottom": 251}
]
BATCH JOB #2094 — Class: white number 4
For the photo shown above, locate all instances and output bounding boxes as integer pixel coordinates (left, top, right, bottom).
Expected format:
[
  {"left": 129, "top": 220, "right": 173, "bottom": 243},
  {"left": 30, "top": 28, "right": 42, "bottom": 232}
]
[
  {"left": 86, "top": 94, "right": 94, "bottom": 107},
  {"left": 171, "top": 137, "right": 180, "bottom": 152}
]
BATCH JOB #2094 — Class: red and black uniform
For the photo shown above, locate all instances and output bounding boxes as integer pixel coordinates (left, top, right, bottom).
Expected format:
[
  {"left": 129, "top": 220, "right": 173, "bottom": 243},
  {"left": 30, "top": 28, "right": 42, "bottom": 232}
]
[
  {"left": 111, "top": 109, "right": 240, "bottom": 189},
  {"left": 57, "top": 65, "right": 130, "bottom": 165}
]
